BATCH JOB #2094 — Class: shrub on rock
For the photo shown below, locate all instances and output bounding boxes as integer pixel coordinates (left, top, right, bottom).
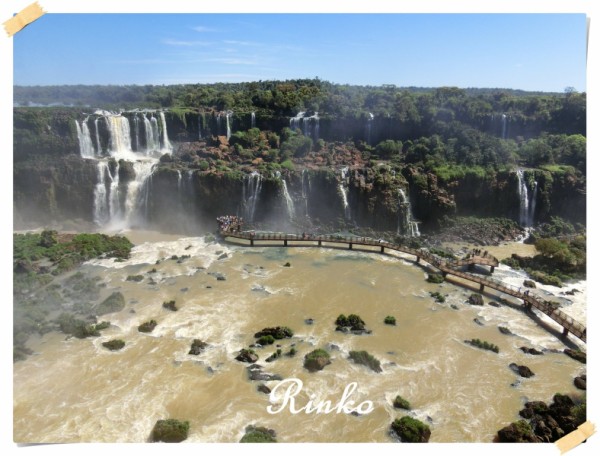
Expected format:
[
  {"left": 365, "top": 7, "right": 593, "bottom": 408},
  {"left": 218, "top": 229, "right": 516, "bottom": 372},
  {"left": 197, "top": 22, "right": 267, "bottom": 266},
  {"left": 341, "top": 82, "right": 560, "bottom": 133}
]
[
  {"left": 393, "top": 395, "right": 411, "bottom": 410},
  {"left": 235, "top": 348, "right": 258, "bottom": 363},
  {"left": 150, "top": 419, "right": 190, "bottom": 443},
  {"left": 102, "top": 339, "right": 125, "bottom": 351},
  {"left": 163, "top": 300, "right": 178, "bottom": 311},
  {"left": 348, "top": 350, "right": 382, "bottom": 373},
  {"left": 384, "top": 316, "right": 396, "bottom": 325},
  {"left": 304, "top": 349, "right": 331, "bottom": 372},
  {"left": 426, "top": 273, "right": 444, "bottom": 284},
  {"left": 240, "top": 425, "right": 277, "bottom": 443},
  {"left": 391, "top": 416, "right": 431, "bottom": 443},
  {"left": 254, "top": 326, "right": 294, "bottom": 340},
  {"left": 189, "top": 339, "right": 208, "bottom": 355}
]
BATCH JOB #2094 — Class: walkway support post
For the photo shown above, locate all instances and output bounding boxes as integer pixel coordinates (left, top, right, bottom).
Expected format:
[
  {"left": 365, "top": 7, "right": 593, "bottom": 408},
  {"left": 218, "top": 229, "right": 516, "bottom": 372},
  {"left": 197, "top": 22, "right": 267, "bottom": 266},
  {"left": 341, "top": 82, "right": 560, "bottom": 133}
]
[
  {"left": 349, "top": 243, "right": 353, "bottom": 250},
  {"left": 479, "top": 283, "right": 484, "bottom": 292},
  {"left": 284, "top": 239, "right": 288, "bottom": 246},
  {"left": 318, "top": 240, "right": 322, "bottom": 247},
  {"left": 562, "top": 327, "right": 569, "bottom": 337},
  {"left": 490, "top": 266, "right": 495, "bottom": 274},
  {"left": 380, "top": 245, "right": 384, "bottom": 253}
]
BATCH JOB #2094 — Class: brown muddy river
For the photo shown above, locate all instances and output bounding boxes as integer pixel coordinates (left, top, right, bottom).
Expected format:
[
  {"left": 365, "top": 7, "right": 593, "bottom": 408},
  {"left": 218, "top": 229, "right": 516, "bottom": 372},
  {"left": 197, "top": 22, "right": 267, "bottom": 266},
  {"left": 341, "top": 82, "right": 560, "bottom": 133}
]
[{"left": 13, "top": 231, "right": 585, "bottom": 443}]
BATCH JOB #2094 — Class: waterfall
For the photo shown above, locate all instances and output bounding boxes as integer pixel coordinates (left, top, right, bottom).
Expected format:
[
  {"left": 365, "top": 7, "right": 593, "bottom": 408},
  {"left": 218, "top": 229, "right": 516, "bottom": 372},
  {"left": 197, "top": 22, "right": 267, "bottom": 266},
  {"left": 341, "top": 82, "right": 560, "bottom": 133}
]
[
  {"left": 150, "top": 116, "right": 160, "bottom": 152},
  {"left": 338, "top": 167, "right": 351, "bottom": 220},
  {"left": 93, "top": 161, "right": 109, "bottom": 225},
  {"left": 517, "top": 169, "right": 530, "bottom": 227},
  {"left": 108, "top": 161, "right": 121, "bottom": 222},
  {"left": 143, "top": 114, "right": 156, "bottom": 152},
  {"left": 529, "top": 181, "right": 538, "bottom": 227},
  {"left": 275, "top": 171, "right": 294, "bottom": 220},
  {"left": 216, "top": 113, "right": 222, "bottom": 135},
  {"left": 198, "top": 114, "right": 203, "bottom": 140},
  {"left": 397, "top": 189, "right": 420, "bottom": 237},
  {"left": 366, "top": 112, "right": 374, "bottom": 145},
  {"left": 226, "top": 111, "right": 232, "bottom": 140},
  {"left": 75, "top": 119, "right": 95, "bottom": 158},
  {"left": 301, "top": 169, "right": 310, "bottom": 217},
  {"left": 105, "top": 115, "right": 132, "bottom": 157},
  {"left": 177, "top": 170, "right": 182, "bottom": 194},
  {"left": 251, "top": 112, "right": 256, "bottom": 129},
  {"left": 159, "top": 112, "right": 172, "bottom": 153},
  {"left": 123, "top": 160, "right": 156, "bottom": 226},
  {"left": 133, "top": 114, "right": 140, "bottom": 151},
  {"left": 501, "top": 114, "right": 508, "bottom": 139},
  {"left": 243, "top": 171, "right": 263, "bottom": 222},
  {"left": 94, "top": 118, "right": 102, "bottom": 155},
  {"left": 290, "top": 112, "right": 305, "bottom": 131}
]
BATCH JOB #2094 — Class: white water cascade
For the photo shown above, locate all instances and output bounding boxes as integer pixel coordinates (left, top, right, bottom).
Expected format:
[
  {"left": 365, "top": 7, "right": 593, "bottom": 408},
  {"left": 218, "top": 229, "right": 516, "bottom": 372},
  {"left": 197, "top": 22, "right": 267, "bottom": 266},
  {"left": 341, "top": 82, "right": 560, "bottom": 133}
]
[
  {"left": 517, "top": 169, "right": 537, "bottom": 227},
  {"left": 398, "top": 188, "right": 420, "bottom": 237},
  {"left": 366, "top": 112, "right": 374, "bottom": 145},
  {"left": 289, "top": 111, "right": 319, "bottom": 140},
  {"left": 75, "top": 119, "right": 95, "bottom": 158},
  {"left": 242, "top": 171, "right": 263, "bottom": 222},
  {"left": 301, "top": 169, "right": 311, "bottom": 217},
  {"left": 226, "top": 111, "right": 233, "bottom": 140},
  {"left": 77, "top": 110, "right": 173, "bottom": 228},
  {"left": 501, "top": 114, "right": 508, "bottom": 139},
  {"left": 275, "top": 171, "right": 295, "bottom": 220},
  {"left": 338, "top": 167, "right": 351, "bottom": 220},
  {"left": 251, "top": 112, "right": 256, "bottom": 129},
  {"left": 159, "top": 112, "right": 172, "bottom": 152},
  {"left": 290, "top": 111, "right": 305, "bottom": 131}
]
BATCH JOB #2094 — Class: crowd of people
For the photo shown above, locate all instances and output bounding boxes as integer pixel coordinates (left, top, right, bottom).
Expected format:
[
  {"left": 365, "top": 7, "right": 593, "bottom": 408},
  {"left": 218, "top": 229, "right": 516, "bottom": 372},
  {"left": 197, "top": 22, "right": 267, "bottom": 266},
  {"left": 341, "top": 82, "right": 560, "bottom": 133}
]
[{"left": 217, "top": 215, "right": 243, "bottom": 233}]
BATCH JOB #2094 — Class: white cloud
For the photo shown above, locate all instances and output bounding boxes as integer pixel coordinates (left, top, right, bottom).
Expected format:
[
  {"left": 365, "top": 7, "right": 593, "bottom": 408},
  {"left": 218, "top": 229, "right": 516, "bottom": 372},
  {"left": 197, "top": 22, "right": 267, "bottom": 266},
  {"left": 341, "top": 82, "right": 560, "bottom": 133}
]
[{"left": 223, "top": 40, "right": 260, "bottom": 47}]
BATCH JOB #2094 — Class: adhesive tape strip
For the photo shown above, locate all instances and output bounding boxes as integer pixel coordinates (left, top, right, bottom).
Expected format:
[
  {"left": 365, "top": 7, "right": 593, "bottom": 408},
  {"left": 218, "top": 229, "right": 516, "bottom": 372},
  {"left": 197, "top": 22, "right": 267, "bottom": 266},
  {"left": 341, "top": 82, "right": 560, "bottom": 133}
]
[
  {"left": 3, "top": 2, "right": 46, "bottom": 37},
  {"left": 555, "top": 421, "right": 595, "bottom": 454}
]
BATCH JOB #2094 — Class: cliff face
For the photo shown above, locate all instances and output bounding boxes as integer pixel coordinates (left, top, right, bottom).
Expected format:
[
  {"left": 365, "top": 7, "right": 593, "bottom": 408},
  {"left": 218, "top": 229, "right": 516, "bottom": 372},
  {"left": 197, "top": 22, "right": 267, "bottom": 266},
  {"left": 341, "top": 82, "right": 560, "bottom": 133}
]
[{"left": 13, "top": 107, "right": 586, "bottom": 233}]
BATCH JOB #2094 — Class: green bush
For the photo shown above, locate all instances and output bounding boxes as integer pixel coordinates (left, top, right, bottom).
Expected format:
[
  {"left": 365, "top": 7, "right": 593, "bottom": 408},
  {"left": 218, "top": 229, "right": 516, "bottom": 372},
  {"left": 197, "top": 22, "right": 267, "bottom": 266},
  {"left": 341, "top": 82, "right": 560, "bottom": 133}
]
[
  {"left": 151, "top": 419, "right": 190, "bottom": 443},
  {"left": 391, "top": 416, "right": 431, "bottom": 443},
  {"left": 257, "top": 335, "right": 275, "bottom": 345},
  {"left": 348, "top": 350, "right": 382, "bottom": 373},
  {"left": 102, "top": 339, "right": 125, "bottom": 351},
  {"left": 393, "top": 395, "right": 411, "bottom": 410},
  {"left": 427, "top": 273, "right": 444, "bottom": 284},
  {"left": 384, "top": 315, "right": 396, "bottom": 325}
]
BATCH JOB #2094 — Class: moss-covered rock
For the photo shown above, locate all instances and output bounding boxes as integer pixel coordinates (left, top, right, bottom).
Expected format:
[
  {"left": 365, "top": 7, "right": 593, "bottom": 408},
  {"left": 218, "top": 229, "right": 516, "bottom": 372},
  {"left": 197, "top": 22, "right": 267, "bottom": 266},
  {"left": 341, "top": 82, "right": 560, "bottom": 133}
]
[
  {"left": 102, "top": 339, "right": 125, "bottom": 351},
  {"left": 465, "top": 338, "right": 499, "bottom": 353},
  {"left": 384, "top": 316, "right": 396, "bottom": 325},
  {"left": 509, "top": 363, "right": 535, "bottom": 378},
  {"left": 96, "top": 292, "right": 125, "bottom": 315},
  {"left": 257, "top": 335, "right": 275, "bottom": 345},
  {"left": 126, "top": 274, "right": 144, "bottom": 282},
  {"left": 393, "top": 395, "right": 411, "bottom": 410},
  {"left": 138, "top": 319, "right": 158, "bottom": 333},
  {"left": 254, "top": 326, "right": 294, "bottom": 339},
  {"left": 348, "top": 350, "right": 382, "bottom": 373},
  {"left": 240, "top": 425, "right": 277, "bottom": 443},
  {"left": 391, "top": 416, "right": 431, "bottom": 443},
  {"left": 150, "top": 419, "right": 190, "bottom": 443},
  {"left": 304, "top": 348, "right": 331, "bottom": 372},
  {"left": 426, "top": 273, "right": 444, "bottom": 284}
]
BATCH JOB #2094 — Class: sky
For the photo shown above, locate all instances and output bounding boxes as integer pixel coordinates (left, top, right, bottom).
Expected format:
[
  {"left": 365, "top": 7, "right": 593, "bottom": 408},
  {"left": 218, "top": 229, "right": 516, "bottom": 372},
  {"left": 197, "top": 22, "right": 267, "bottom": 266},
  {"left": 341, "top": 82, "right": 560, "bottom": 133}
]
[{"left": 13, "top": 13, "right": 587, "bottom": 91}]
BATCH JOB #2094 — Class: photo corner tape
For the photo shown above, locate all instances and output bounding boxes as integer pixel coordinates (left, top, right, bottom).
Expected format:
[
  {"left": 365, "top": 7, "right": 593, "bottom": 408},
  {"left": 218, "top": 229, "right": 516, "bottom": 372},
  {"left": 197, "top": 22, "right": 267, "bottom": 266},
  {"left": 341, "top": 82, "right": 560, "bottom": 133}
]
[
  {"left": 3, "top": 2, "right": 46, "bottom": 37},
  {"left": 555, "top": 421, "right": 596, "bottom": 454}
]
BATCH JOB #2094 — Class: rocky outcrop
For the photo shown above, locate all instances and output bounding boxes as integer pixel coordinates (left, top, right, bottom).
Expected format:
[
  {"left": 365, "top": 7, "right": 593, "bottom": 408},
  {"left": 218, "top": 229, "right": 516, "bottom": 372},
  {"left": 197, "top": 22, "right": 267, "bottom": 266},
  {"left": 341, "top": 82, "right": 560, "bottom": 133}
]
[
  {"left": 509, "top": 363, "right": 535, "bottom": 378},
  {"left": 189, "top": 339, "right": 208, "bottom": 355},
  {"left": 564, "top": 349, "right": 586, "bottom": 364},
  {"left": 235, "top": 349, "right": 258, "bottom": 363},
  {"left": 496, "top": 394, "right": 585, "bottom": 443},
  {"left": 239, "top": 425, "right": 277, "bottom": 443},
  {"left": 468, "top": 293, "right": 484, "bottom": 306},
  {"left": 520, "top": 346, "right": 544, "bottom": 356},
  {"left": 574, "top": 374, "right": 586, "bottom": 390}
]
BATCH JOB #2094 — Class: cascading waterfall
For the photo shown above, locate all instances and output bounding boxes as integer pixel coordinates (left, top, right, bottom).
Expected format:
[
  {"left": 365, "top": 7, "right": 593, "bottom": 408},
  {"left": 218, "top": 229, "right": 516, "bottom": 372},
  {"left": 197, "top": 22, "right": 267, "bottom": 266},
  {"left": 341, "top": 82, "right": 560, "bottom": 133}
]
[
  {"left": 517, "top": 169, "right": 529, "bottom": 227},
  {"left": 366, "top": 112, "right": 374, "bottom": 145},
  {"left": 397, "top": 188, "right": 420, "bottom": 237},
  {"left": 529, "top": 181, "right": 538, "bottom": 227},
  {"left": 338, "top": 167, "right": 351, "bottom": 220},
  {"left": 501, "top": 114, "right": 508, "bottom": 139},
  {"left": 275, "top": 171, "right": 295, "bottom": 220},
  {"left": 75, "top": 119, "right": 95, "bottom": 158},
  {"left": 159, "top": 112, "right": 172, "bottom": 153},
  {"left": 108, "top": 161, "right": 121, "bottom": 222},
  {"left": 290, "top": 112, "right": 305, "bottom": 131},
  {"left": 133, "top": 114, "right": 140, "bottom": 151},
  {"left": 243, "top": 171, "right": 263, "bottom": 222},
  {"left": 251, "top": 112, "right": 256, "bottom": 129},
  {"left": 143, "top": 114, "right": 156, "bottom": 152},
  {"left": 216, "top": 113, "right": 222, "bottom": 136},
  {"left": 94, "top": 118, "right": 102, "bottom": 155},
  {"left": 150, "top": 116, "right": 160, "bottom": 151},
  {"left": 226, "top": 111, "right": 233, "bottom": 140},
  {"left": 517, "top": 169, "right": 537, "bottom": 227},
  {"left": 301, "top": 169, "right": 310, "bottom": 217},
  {"left": 198, "top": 114, "right": 203, "bottom": 140},
  {"left": 78, "top": 110, "right": 173, "bottom": 229},
  {"left": 93, "top": 161, "right": 109, "bottom": 225}
]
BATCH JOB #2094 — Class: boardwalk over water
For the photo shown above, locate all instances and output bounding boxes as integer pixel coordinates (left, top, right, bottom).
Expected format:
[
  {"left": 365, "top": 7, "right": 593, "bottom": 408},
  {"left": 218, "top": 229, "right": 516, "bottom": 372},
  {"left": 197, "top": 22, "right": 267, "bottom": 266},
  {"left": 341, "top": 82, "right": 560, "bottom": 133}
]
[{"left": 220, "top": 230, "right": 586, "bottom": 344}]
